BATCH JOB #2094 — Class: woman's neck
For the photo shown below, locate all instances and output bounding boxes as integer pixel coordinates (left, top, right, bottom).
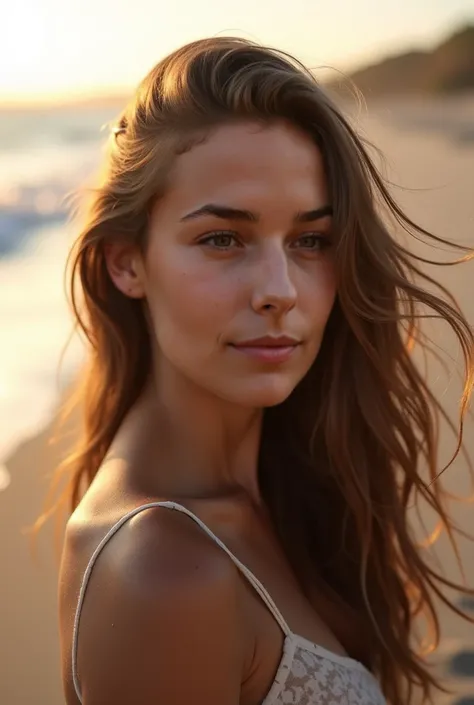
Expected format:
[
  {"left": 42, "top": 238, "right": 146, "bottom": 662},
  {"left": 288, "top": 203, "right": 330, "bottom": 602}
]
[{"left": 115, "top": 369, "right": 265, "bottom": 505}]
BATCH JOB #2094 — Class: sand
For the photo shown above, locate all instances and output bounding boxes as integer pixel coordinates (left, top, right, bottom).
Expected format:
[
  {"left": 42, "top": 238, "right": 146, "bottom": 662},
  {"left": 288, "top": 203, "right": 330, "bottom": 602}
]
[
  {"left": 1, "top": 94, "right": 473, "bottom": 705},
  {"left": 0, "top": 420, "right": 70, "bottom": 704}
]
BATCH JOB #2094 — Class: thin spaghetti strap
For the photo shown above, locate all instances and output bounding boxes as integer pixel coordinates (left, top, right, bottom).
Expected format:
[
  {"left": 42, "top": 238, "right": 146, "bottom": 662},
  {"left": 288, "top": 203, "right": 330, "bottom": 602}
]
[
  {"left": 71, "top": 500, "right": 291, "bottom": 702},
  {"left": 159, "top": 502, "right": 292, "bottom": 635}
]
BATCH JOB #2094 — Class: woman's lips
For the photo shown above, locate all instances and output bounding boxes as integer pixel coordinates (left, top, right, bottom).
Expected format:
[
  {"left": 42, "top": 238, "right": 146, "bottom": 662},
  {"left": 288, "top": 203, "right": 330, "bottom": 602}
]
[{"left": 229, "top": 344, "right": 299, "bottom": 363}]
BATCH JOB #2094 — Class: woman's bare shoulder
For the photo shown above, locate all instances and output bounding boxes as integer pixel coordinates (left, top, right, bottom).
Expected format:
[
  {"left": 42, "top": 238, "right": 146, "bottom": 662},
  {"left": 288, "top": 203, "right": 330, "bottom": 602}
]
[
  {"left": 62, "top": 504, "right": 245, "bottom": 704},
  {"left": 77, "top": 502, "right": 240, "bottom": 596}
]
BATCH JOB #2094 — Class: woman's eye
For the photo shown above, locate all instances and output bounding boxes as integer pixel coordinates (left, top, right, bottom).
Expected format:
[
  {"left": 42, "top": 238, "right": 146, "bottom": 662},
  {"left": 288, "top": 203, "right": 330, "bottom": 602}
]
[
  {"left": 294, "top": 233, "right": 331, "bottom": 251},
  {"left": 199, "top": 232, "right": 240, "bottom": 250}
]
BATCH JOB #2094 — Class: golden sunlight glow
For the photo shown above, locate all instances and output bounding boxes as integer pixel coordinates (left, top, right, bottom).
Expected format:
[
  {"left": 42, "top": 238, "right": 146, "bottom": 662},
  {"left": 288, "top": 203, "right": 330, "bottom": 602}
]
[{"left": 1, "top": 0, "right": 472, "bottom": 105}]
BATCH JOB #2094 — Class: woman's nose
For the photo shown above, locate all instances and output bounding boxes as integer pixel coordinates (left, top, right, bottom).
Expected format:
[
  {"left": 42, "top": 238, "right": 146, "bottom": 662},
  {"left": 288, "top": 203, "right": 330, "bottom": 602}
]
[{"left": 250, "top": 248, "right": 297, "bottom": 316}]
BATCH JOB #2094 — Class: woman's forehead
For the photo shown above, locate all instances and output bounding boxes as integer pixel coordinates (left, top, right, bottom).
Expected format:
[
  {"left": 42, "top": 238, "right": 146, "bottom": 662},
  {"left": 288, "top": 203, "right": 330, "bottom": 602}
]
[{"left": 160, "top": 121, "right": 327, "bottom": 213}]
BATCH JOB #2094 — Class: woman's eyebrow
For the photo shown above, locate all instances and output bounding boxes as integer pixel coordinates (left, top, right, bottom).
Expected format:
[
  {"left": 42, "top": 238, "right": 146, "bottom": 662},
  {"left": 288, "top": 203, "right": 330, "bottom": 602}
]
[
  {"left": 180, "top": 204, "right": 258, "bottom": 222},
  {"left": 295, "top": 205, "right": 333, "bottom": 222},
  {"left": 180, "top": 203, "right": 333, "bottom": 223}
]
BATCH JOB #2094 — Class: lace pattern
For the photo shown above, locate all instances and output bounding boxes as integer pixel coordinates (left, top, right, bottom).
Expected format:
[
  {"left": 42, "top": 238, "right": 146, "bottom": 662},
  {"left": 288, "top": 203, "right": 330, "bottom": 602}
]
[{"left": 264, "top": 639, "right": 385, "bottom": 705}]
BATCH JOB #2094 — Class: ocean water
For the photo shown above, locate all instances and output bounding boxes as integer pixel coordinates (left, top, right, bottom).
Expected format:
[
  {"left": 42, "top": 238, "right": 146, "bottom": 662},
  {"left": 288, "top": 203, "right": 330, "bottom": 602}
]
[{"left": 0, "top": 103, "right": 124, "bottom": 490}]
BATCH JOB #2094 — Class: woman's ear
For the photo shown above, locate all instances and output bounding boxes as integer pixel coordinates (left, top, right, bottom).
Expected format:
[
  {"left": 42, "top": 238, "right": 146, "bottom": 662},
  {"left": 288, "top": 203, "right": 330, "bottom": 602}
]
[{"left": 104, "top": 241, "right": 146, "bottom": 299}]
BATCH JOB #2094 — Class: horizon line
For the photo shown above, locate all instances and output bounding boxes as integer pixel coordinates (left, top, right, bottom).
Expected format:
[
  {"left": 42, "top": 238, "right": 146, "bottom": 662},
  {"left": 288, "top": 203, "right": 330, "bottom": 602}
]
[{"left": 1, "top": 19, "right": 472, "bottom": 111}]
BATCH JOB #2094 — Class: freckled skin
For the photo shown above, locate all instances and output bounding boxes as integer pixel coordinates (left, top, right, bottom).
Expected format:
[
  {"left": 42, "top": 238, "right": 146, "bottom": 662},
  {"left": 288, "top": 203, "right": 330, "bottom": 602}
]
[{"left": 136, "top": 120, "right": 336, "bottom": 408}]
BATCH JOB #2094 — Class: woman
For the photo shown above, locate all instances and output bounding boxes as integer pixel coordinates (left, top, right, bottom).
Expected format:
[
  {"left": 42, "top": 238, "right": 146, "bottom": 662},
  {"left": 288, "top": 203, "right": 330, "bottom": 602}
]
[{"left": 51, "top": 37, "right": 473, "bottom": 704}]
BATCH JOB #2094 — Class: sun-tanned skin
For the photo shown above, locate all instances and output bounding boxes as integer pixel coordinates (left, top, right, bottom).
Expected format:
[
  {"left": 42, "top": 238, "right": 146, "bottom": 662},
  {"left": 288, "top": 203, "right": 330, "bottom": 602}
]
[{"left": 60, "top": 120, "right": 339, "bottom": 705}]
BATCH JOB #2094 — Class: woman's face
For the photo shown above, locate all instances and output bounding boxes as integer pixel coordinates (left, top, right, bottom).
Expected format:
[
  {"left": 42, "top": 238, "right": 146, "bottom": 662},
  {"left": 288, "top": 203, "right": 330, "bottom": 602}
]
[{"left": 118, "top": 120, "right": 336, "bottom": 408}]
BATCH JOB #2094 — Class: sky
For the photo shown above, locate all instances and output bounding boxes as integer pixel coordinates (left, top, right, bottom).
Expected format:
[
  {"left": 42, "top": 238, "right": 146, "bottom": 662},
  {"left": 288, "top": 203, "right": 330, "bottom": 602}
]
[{"left": 1, "top": 0, "right": 473, "bottom": 104}]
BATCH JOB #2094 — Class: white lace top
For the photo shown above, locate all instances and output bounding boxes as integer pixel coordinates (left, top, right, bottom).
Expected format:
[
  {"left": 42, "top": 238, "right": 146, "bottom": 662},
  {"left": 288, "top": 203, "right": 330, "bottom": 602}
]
[{"left": 72, "top": 501, "right": 386, "bottom": 704}]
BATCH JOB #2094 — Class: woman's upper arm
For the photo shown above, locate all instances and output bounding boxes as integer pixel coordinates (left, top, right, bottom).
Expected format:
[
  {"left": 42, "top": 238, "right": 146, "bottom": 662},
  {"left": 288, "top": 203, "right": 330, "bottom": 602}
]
[{"left": 74, "top": 509, "right": 245, "bottom": 704}]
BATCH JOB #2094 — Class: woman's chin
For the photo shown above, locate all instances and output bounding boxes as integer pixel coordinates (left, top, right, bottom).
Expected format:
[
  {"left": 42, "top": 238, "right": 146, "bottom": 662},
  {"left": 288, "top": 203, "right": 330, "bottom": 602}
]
[{"left": 224, "top": 376, "right": 298, "bottom": 409}]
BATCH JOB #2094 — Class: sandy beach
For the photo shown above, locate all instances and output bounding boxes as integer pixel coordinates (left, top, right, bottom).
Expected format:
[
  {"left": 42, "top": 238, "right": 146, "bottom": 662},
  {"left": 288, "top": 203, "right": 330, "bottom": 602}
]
[{"left": 1, "top": 95, "right": 473, "bottom": 704}]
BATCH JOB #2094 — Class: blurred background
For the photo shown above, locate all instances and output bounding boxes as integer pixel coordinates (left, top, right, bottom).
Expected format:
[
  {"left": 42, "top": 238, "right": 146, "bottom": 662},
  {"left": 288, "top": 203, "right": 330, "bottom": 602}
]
[{"left": 1, "top": 1, "right": 473, "bottom": 703}]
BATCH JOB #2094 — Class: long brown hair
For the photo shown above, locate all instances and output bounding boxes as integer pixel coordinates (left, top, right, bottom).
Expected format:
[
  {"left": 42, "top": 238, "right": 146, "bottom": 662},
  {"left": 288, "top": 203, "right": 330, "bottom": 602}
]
[{"left": 41, "top": 37, "right": 474, "bottom": 704}]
